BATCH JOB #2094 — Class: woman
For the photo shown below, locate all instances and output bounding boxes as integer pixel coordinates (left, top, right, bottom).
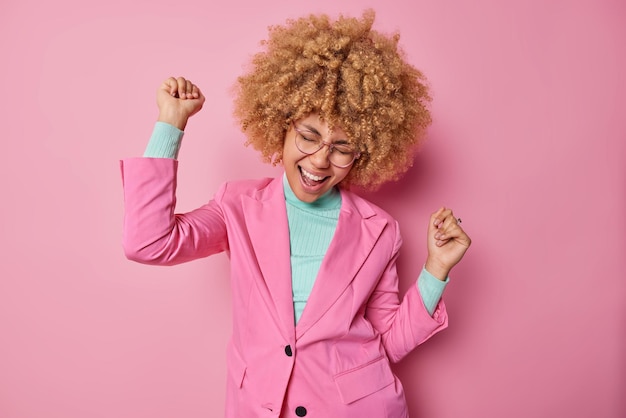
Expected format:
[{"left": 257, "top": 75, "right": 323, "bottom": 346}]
[{"left": 121, "top": 10, "right": 471, "bottom": 418}]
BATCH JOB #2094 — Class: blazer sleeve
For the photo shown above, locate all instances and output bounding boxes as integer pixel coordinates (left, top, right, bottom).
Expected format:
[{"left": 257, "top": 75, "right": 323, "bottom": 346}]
[
  {"left": 365, "top": 220, "right": 448, "bottom": 363},
  {"left": 120, "top": 157, "right": 228, "bottom": 265}
]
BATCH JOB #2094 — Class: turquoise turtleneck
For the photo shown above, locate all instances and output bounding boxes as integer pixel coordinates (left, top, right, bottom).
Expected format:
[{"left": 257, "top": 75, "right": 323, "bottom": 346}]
[{"left": 282, "top": 174, "right": 341, "bottom": 323}]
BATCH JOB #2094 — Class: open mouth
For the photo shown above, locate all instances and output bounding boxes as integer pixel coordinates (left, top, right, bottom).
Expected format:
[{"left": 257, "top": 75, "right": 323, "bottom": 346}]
[{"left": 299, "top": 167, "right": 329, "bottom": 188}]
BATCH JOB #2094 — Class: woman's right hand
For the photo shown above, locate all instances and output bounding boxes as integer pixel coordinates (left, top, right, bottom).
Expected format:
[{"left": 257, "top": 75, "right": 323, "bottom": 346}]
[{"left": 156, "top": 76, "right": 205, "bottom": 130}]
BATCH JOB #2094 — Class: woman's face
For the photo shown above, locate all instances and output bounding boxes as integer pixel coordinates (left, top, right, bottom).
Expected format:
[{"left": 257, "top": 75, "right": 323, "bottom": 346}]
[{"left": 282, "top": 113, "right": 354, "bottom": 203}]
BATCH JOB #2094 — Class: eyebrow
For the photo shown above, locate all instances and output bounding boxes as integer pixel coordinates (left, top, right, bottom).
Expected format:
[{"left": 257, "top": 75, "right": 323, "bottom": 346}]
[{"left": 297, "top": 123, "right": 351, "bottom": 145}]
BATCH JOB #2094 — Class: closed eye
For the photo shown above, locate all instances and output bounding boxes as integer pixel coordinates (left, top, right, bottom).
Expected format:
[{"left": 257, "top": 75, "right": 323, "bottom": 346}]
[
  {"left": 332, "top": 144, "right": 355, "bottom": 155},
  {"left": 295, "top": 128, "right": 320, "bottom": 143}
]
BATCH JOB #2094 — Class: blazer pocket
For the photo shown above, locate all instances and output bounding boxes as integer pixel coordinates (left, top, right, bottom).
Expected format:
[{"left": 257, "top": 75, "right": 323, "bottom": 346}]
[
  {"left": 333, "top": 355, "right": 395, "bottom": 404},
  {"left": 226, "top": 345, "right": 247, "bottom": 389}
]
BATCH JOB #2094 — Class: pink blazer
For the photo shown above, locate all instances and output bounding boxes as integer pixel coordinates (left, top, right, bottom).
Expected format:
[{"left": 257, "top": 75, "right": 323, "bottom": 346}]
[{"left": 121, "top": 158, "right": 448, "bottom": 418}]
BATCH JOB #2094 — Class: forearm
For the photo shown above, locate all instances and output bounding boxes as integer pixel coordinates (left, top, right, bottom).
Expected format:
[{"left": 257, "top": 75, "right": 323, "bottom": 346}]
[
  {"left": 377, "top": 281, "right": 448, "bottom": 363},
  {"left": 366, "top": 227, "right": 448, "bottom": 362}
]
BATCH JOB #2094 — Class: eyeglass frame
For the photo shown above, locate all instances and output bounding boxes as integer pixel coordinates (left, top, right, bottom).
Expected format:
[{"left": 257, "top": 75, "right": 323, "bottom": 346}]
[{"left": 291, "top": 122, "right": 361, "bottom": 168}]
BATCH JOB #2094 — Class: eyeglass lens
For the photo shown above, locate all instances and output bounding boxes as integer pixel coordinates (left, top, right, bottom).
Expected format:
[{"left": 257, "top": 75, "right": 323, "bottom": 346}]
[{"left": 294, "top": 128, "right": 358, "bottom": 167}]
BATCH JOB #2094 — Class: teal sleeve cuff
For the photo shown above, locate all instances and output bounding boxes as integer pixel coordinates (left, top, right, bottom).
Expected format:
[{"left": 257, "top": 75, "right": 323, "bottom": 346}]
[
  {"left": 417, "top": 267, "right": 449, "bottom": 316},
  {"left": 143, "top": 121, "right": 184, "bottom": 159}
]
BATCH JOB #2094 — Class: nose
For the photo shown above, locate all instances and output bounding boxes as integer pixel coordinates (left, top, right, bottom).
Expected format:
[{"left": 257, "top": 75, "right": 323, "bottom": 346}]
[{"left": 309, "top": 143, "right": 331, "bottom": 168}]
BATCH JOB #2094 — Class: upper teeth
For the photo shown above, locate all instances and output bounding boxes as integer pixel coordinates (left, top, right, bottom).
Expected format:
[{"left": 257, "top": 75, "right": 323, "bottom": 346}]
[{"left": 301, "top": 168, "right": 324, "bottom": 181}]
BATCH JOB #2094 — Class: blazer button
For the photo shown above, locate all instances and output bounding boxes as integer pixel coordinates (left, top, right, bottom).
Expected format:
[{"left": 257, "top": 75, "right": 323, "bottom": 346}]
[
  {"left": 284, "top": 345, "right": 293, "bottom": 357},
  {"left": 295, "top": 406, "right": 307, "bottom": 416}
]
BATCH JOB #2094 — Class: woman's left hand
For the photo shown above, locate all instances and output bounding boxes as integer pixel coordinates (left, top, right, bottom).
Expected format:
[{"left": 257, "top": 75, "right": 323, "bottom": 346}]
[{"left": 424, "top": 207, "right": 472, "bottom": 280}]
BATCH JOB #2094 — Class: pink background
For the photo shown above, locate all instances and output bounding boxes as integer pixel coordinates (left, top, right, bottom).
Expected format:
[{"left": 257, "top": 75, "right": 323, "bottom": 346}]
[{"left": 1, "top": 0, "right": 624, "bottom": 417}]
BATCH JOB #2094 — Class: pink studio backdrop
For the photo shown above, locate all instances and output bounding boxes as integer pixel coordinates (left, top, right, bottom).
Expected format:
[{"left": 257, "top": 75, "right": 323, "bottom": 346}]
[{"left": 1, "top": 0, "right": 624, "bottom": 417}]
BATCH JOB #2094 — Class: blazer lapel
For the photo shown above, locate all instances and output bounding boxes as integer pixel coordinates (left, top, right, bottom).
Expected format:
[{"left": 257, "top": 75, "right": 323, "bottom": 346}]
[
  {"left": 242, "top": 178, "right": 295, "bottom": 339},
  {"left": 295, "top": 189, "right": 388, "bottom": 339}
]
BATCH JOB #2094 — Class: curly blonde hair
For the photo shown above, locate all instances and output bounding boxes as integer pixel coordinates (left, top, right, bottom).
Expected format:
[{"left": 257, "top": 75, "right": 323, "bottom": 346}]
[{"left": 233, "top": 9, "right": 431, "bottom": 190}]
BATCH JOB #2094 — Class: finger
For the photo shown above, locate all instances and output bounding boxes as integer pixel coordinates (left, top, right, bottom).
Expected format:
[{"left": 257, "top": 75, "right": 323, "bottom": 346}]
[
  {"left": 432, "top": 208, "right": 465, "bottom": 238},
  {"left": 432, "top": 207, "right": 452, "bottom": 228},
  {"left": 437, "top": 207, "right": 463, "bottom": 231},
  {"left": 430, "top": 208, "right": 449, "bottom": 243},
  {"left": 180, "top": 79, "right": 190, "bottom": 98},
  {"left": 160, "top": 77, "right": 178, "bottom": 96},
  {"left": 430, "top": 207, "right": 444, "bottom": 227},
  {"left": 434, "top": 221, "right": 457, "bottom": 241},
  {"left": 175, "top": 77, "right": 188, "bottom": 98},
  {"left": 435, "top": 236, "right": 451, "bottom": 246},
  {"left": 433, "top": 225, "right": 460, "bottom": 246},
  {"left": 435, "top": 223, "right": 463, "bottom": 242},
  {"left": 191, "top": 83, "right": 200, "bottom": 99},
  {"left": 435, "top": 212, "right": 461, "bottom": 236},
  {"left": 437, "top": 225, "right": 472, "bottom": 249},
  {"left": 440, "top": 212, "right": 459, "bottom": 230}
]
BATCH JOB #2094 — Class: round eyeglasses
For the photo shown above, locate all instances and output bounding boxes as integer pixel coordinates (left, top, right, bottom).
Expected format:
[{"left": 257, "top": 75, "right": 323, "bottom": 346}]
[{"left": 292, "top": 123, "right": 360, "bottom": 168}]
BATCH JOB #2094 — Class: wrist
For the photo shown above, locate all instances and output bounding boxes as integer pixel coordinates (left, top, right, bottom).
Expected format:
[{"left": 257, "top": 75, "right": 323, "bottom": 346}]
[
  {"left": 424, "top": 258, "right": 450, "bottom": 281},
  {"left": 157, "top": 110, "right": 188, "bottom": 131}
]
